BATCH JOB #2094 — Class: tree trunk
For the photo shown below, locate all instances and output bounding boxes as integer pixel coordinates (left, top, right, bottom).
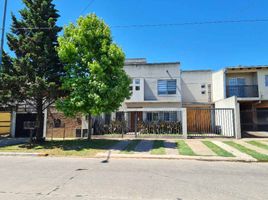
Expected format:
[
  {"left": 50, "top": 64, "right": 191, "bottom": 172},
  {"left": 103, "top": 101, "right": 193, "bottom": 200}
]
[
  {"left": 87, "top": 113, "right": 92, "bottom": 140},
  {"left": 35, "top": 99, "right": 44, "bottom": 142}
]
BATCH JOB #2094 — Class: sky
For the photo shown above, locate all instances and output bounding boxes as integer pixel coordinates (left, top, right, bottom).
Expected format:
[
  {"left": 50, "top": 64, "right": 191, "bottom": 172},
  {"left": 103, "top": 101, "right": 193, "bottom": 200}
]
[{"left": 1, "top": 0, "right": 268, "bottom": 70}]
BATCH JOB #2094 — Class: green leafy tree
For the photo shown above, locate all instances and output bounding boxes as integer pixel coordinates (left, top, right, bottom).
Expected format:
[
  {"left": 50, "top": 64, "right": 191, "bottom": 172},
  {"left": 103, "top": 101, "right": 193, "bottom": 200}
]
[
  {"left": 57, "top": 14, "right": 131, "bottom": 140},
  {"left": 0, "top": 52, "right": 20, "bottom": 106},
  {"left": 0, "top": 0, "right": 64, "bottom": 141}
]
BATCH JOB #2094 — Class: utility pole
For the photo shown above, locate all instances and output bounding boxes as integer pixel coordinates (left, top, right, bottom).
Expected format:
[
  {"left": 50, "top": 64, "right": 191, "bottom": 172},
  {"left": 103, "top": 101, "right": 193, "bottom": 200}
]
[{"left": 0, "top": 0, "right": 8, "bottom": 71}]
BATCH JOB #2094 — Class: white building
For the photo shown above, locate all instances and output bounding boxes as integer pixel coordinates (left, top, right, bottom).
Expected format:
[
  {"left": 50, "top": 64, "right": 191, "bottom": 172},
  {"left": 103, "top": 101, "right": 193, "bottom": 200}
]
[
  {"left": 116, "top": 58, "right": 182, "bottom": 131},
  {"left": 120, "top": 58, "right": 181, "bottom": 111},
  {"left": 212, "top": 65, "right": 268, "bottom": 136},
  {"left": 181, "top": 70, "right": 213, "bottom": 108}
]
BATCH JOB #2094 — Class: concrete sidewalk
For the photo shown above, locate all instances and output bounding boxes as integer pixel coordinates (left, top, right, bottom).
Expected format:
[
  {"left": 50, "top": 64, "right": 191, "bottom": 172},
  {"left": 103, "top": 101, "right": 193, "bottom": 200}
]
[
  {"left": 0, "top": 138, "right": 29, "bottom": 147},
  {"left": 98, "top": 139, "right": 262, "bottom": 162}
]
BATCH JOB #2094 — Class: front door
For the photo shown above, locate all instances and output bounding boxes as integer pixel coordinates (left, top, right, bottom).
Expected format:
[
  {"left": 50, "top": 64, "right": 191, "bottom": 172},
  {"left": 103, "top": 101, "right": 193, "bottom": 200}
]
[{"left": 130, "top": 112, "right": 143, "bottom": 132}]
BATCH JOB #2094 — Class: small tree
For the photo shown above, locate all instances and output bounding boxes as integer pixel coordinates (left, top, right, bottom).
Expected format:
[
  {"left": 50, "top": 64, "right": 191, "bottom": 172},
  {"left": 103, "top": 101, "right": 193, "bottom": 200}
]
[
  {"left": 57, "top": 14, "right": 131, "bottom": 140},
  {"left": 0, "top": 0, "right": 64, "bottom": 141}
]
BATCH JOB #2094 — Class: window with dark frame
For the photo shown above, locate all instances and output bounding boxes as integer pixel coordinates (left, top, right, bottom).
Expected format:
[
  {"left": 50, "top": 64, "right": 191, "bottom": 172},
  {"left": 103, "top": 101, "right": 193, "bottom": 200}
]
[
  {"left": 157, "top": 80, "right": 176, "bottom": 95},
  {"left": 265, "top": 75, "right": 268, "bottom": 87}
]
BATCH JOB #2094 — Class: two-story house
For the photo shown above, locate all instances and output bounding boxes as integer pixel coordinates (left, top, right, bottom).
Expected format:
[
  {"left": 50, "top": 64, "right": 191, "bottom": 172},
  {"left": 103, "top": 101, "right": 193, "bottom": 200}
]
[
  {"left": 212, "top": 65, "right": 268, "bottom": 134},
  {"left": 43, "top": 58, "right": 182, "bottom": 137},
  {"left": 115, "top": 58, "right": 182, "bottom": 131}
]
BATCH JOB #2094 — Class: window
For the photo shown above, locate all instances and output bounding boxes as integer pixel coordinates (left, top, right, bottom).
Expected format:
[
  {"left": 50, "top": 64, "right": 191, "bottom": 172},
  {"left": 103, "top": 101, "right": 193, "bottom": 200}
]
[
  {"left": 157, "top": 80, "right": 176, "bottom": 95},
  {"left": 170, "top": 112, "right": 178, "bottom": 121},
  {"left": 228, "top": 78, "right": 245, "bottom": 86},
  {"left": 135, "top": 86, "right": 140, "bottom": 91},
  {"left": 135, "top": 79, "right": 140, "bottom": 85},
  {"left": 116, "top": 112, "right": 124, "bottom": 121},
  {"left": 153, "top": 113, "right": 158, "bottom": 121},
  {"left": 201, "top": 91, "right": 206, "bottom": 95},
  {"left": 265, "top": 75, "right": 268, "bottom": 87},
  {"left": 146, "top": 112, "right": 159, "bottom": 121},
  {"left": 164, "top": 112, "right": 170, "bottom": 121},
  {"left": 146, "top": 113, "right": 152, "bottom": 121},
  {"left": 201, "top": 84, "right": 206, "bottom": 89},
  {"left": 104, "top": 114, "right": 111, "bottom": 124},
  {"left": 129, "top": 86, "right": 133, "bottom": 91},
  {"left": 53, "top": 119, "right": 61, "bottom": 128}
]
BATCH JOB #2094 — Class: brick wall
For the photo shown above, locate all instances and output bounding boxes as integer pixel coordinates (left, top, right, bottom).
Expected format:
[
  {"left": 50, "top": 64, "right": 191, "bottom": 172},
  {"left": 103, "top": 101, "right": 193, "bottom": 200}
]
[{"left": 46, "top": 107, "right": 82, "bottom": 138}]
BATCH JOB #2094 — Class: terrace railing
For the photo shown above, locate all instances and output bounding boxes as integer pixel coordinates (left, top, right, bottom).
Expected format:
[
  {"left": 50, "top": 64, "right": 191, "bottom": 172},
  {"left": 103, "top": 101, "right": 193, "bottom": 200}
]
[{"left": 226, "top": 85, "right": 259, "bottom": 98}]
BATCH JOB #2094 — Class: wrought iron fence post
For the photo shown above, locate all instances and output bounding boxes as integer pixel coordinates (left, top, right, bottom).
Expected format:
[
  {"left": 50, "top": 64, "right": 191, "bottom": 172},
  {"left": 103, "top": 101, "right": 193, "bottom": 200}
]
[
  {"left": 232, "top": 109, "right": 236, "bottom": 139},
  {"left": 135, "top": 112, "right": 137, "bottom": 138},
  {"left": 63, "top": 123, "right": 66, "bottom": 141}
]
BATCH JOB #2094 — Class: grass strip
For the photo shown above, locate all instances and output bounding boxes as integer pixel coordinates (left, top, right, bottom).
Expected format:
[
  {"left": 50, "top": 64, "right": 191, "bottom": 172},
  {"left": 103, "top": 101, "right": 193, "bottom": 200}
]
[
  {"left": 224, "top": 141, "right": 268, "bottom": 161},
  {"left": 177, "top": 140, "right": 196, "bottom": 156},
  {"left": 202, "top": 141, "right": 234, "bottom": 157},
  {"left": 151, "top": 140, "right": 166, "bottom": 155},
  {"left": 121, "top": 140, "right": 141, "bottom": 154},
  {"left": 0, "top": 139, "right": 119, "bottom": 157},
  {"left": 247, "top": 141, "right": 268, "bottom": 151}
]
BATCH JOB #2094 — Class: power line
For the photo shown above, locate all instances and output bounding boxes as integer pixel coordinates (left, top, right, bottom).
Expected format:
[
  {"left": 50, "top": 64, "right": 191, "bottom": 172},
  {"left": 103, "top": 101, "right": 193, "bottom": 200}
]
[
  {"left": 79, "top": 0, "right": 95, "bottom": 16},
  {"left": 1, "top": 18, "right": 268, "bottom": 31},
  {"left": 110, "top": 19, "right": 268, "bottom": 29}
]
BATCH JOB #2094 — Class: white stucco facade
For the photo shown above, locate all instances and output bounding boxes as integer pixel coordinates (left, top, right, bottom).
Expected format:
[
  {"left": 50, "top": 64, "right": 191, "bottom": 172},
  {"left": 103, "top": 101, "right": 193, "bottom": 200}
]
[
  {"left": 120, "top": 58, "right": 181, "bottom": 111},
  {"left": 257, "top": 69, "right": 268, "bottom": 100},
  {"left": 181, "top": 70, "right": 212, "bottom": 106},
  {"left": 212, "top": 69, "right": 226, "bottom": 102}
]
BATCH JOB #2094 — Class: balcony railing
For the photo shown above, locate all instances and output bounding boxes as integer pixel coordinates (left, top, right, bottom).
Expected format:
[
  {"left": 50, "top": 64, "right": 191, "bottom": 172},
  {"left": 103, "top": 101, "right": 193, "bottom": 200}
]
[{"left": 226, "top": 85, "right": 259, "bottom": 98}]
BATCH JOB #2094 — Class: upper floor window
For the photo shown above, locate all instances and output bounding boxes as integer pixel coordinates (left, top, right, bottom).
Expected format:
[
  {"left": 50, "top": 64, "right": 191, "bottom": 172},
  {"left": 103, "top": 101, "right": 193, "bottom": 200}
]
[
  {"left": 265, "top": 75, "right": 268, "bottom": 87},
  {"left": 135, "top": 79, "right": 140, "bottom": 85},
  {"left": 228, "top": 78, "right": 245, "bottom": 86},
  {"left": 158, "top": 80, "right": 176, "bottom": 95}
]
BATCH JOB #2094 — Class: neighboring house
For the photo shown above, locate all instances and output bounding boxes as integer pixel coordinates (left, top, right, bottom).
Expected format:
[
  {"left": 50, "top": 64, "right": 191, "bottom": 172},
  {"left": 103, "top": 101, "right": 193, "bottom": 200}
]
[
  {"left": 212, "top": 65, "right": 268, "bottom": 133},
  {"left": 181, "top": 70, "right": 213, "bottom": 108}
]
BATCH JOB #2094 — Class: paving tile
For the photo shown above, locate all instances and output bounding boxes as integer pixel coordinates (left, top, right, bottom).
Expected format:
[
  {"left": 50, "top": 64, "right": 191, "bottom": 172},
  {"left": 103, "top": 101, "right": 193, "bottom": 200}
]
[
  {"left": 186, "top": 140, "right": 216, "bottom": 156},
  {"left": 258, "top": 140, "right": 268, "bottom": 146},
  {"left": 164, "top": 141, "right": 178, "bottom": 155},
  {"left": 134, "top": 140, "right": 153, "bottom": 154},
  {"left": 236, "top": 141, "right": 268, "bottom": 155},
  {"left": 213, "top": 141, "right": 256, "bottom": 161}
]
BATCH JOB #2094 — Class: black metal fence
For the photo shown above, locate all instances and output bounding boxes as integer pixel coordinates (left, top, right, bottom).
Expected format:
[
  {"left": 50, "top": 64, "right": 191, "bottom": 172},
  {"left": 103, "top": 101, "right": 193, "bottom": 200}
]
[
  {"left": 88, "top": 111, "right": 184, "bottom": 138},
  {"left": 187, "top": 108, "right": 235, "bottom": 138},
  {"left": 241, "top": 109, "right": 268, "bottom": 132}
]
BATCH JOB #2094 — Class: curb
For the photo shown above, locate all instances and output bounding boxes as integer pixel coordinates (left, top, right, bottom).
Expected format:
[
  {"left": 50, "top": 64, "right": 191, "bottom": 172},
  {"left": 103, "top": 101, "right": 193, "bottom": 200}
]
[
  {"left": 95, "top": 153, "right": 258, "bottom": 163},
  {"left": 0, "top": 152, "right": 49, "bottom": 157},
  {"left": 0, "top": 152, "right": 260, "bottom": 162}
]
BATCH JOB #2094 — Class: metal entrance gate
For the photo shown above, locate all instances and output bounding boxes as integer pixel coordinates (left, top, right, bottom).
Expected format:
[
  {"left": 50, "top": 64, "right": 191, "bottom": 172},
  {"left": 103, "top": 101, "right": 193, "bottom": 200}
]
[
  {"left": 187, "top": 108, "right": 236, "bottom": 138},
  {"left": 240, "top": 109, "right": 268, "bottom": 132}
]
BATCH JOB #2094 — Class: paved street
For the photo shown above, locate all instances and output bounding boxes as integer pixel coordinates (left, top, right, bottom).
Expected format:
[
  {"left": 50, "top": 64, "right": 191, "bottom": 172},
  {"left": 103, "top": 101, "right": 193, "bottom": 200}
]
[{"left": 0, "top": 157, "right": 268, "bottom": 200}]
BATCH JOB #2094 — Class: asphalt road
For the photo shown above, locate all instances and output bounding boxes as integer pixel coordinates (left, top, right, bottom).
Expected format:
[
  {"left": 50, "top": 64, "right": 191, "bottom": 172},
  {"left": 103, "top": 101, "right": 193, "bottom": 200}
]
[{"left": 0, "top": 157, "right": 267, "bottom": 200}]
